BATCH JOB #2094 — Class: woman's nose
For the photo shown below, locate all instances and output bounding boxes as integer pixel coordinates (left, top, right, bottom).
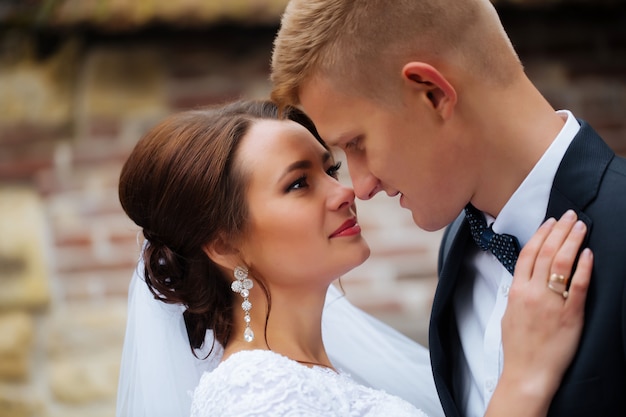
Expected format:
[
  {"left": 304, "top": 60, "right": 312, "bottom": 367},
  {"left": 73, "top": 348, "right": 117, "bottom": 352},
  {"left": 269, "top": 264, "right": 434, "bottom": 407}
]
[{"left": 328, "top": 180, "right": 356, "bottom": 211}]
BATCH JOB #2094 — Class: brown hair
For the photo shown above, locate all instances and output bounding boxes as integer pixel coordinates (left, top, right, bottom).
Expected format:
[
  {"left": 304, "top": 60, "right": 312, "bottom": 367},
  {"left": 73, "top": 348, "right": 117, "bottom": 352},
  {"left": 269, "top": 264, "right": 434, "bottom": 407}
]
[
  {"left": 271, "top": 0, "right": 520, "bottom": 108},
  {"left": 118, "top": 100, "right": 325, "bottom": 352}
]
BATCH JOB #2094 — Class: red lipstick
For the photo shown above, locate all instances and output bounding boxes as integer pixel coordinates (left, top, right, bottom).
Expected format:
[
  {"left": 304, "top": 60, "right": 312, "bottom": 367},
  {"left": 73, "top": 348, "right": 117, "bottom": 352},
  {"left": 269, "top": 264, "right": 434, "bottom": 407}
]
[{"left": 330, "top": 218, "right": 361, "bottom": 238}]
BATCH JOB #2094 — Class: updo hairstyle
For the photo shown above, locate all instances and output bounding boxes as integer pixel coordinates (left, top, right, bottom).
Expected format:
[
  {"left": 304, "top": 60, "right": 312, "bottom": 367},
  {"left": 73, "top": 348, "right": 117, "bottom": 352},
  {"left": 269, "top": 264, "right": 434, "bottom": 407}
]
[{"left": 118, "top": 100, "right": 325, "bottom": 352}]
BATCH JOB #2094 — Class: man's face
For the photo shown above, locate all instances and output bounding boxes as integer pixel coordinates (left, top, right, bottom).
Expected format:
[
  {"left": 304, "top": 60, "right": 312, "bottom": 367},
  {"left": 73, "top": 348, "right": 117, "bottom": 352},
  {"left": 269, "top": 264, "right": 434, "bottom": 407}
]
[{"left": 299, "top": 77, "right": 474, "bottom": 231}]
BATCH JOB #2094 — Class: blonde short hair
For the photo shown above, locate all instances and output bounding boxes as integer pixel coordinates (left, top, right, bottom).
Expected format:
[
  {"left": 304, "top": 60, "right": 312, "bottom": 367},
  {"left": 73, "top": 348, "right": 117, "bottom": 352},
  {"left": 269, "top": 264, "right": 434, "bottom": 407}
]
[{"left": 271, "top": 0, "right": 520, "bottom": 108}]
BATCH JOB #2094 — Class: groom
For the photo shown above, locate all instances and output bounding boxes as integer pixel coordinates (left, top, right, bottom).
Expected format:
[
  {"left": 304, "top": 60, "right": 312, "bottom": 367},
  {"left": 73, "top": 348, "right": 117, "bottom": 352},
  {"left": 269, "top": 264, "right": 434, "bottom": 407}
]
[{"left": 271, "top": 0, "right": 626, "bottom": 416}]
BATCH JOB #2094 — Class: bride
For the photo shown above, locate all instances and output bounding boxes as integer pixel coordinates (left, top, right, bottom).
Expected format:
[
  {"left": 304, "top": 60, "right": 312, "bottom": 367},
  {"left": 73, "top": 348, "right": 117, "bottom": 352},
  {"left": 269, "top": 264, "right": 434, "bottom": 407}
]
[{"left": 116, "top": 100, "right": 591, "bottom": 416}]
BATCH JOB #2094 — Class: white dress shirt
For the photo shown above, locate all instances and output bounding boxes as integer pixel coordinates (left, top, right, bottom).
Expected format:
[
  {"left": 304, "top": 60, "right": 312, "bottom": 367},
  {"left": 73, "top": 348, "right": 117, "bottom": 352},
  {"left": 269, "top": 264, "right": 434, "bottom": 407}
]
[{"left": 453, "top": 111, "right": 580, "bottom": 417}]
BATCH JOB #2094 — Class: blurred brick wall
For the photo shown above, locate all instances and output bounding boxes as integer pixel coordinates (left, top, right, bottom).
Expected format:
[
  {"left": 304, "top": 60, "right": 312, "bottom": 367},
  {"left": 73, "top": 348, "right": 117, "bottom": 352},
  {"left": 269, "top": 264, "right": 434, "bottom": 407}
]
[{"left": 0, "top": 3, "right": 625, "bottom": 416}]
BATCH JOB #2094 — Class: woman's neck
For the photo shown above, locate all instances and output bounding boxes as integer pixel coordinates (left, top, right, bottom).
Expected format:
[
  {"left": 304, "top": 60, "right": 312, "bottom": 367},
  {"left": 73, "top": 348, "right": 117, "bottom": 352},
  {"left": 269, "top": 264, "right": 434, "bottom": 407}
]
[{"left": 223, "top": 284, "right": 334, "bottom": 369}]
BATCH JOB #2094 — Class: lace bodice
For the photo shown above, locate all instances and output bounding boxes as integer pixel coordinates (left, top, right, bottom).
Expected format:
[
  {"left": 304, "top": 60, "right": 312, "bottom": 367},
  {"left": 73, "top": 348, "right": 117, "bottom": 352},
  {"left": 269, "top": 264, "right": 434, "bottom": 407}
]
[{"left": 190, "top": 350, "right": 428, "bottom": 417}]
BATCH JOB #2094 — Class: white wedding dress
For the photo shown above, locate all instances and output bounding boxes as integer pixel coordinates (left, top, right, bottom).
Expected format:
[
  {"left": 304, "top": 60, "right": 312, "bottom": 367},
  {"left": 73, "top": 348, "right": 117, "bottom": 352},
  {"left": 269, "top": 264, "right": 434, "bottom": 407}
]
[
  {"left": 191, "top": 350, "right": 428, "bottom": 417},
  {"left": 116, "top": 260, "right": 445, "bottom": 417}
]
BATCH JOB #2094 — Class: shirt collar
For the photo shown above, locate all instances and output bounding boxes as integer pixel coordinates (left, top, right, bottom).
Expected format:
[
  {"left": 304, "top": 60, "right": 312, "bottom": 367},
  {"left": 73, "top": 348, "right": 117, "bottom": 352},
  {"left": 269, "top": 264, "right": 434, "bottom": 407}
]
[{"left": 489, "top": 110, "right": 580, "bottom": 246}]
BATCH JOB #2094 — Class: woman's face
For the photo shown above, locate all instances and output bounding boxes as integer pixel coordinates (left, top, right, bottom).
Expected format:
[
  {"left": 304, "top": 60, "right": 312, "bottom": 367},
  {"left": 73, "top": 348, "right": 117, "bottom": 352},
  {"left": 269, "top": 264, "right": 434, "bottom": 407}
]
[{"left": 236, "top": 119, "right": 370, "bottom": 289}]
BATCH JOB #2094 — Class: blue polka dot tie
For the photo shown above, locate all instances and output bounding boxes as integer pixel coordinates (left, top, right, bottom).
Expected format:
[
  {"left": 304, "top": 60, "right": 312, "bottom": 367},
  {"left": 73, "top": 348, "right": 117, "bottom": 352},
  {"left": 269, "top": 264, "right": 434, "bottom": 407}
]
[{"left": 464, "top": 204, "right": 521, "bottom": 275}]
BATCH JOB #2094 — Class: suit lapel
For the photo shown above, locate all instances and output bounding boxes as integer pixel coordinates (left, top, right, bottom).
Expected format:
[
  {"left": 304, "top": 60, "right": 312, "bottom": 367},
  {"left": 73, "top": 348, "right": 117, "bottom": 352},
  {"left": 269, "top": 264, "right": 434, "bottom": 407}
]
[
  {"left": 430, "top": 121, "right": 614, "bottom": 416},
  {"left": 430, "top": 214, "right": 471, "bottom": 417},
  {"left": 546, "top": 121, "right": 613, "bottom": 227}
]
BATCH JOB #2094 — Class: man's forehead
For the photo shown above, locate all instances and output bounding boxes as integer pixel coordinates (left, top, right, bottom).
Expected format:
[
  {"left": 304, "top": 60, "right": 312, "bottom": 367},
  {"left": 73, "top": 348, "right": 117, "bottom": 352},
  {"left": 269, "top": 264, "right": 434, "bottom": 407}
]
[{"left": 299, "top": 79, "right": 357, "bottom": 143}]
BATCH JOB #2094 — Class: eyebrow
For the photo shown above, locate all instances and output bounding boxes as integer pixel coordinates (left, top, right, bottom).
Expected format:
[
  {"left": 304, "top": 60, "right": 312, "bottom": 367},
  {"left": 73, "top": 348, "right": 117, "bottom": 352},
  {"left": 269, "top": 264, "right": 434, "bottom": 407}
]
[
  {"left": 331, "top": 133, "right": 354, "bottom": 146},
  {"left": 279, "top": 151, "right": 332, "bottom": 181}
]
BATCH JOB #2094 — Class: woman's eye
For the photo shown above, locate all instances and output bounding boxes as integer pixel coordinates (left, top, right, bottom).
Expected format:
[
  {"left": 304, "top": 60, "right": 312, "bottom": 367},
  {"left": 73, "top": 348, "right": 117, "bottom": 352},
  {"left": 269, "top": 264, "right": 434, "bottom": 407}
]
[
  {"left": 326, "top": 162, "right": 342, "bottom": 179},
  {"left": 287, "top": 176, "right": 308, "bottom": 192}
]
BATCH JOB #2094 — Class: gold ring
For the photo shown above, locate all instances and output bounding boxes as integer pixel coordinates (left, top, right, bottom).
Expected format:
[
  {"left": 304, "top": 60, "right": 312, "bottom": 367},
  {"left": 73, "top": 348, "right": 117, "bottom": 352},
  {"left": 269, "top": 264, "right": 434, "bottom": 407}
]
[{"left": 547, "top": 273, "right": 569, "bottom": 299}]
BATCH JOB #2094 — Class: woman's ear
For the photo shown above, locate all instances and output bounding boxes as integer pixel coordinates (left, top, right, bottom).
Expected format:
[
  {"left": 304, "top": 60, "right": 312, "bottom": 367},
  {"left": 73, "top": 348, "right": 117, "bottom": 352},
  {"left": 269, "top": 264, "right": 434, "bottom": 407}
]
[
  {"left": 401, "top": 62, "right": 457, "bottom": 120},
  {"left": 202, "top": 234, "right": 240, "bottom": 271}
]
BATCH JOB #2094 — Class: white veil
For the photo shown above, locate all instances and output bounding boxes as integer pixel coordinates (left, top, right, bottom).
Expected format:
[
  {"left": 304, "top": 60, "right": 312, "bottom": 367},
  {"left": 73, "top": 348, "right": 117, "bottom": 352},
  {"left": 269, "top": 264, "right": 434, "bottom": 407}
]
[
  {"left": 116, "top": 264, "right": 221, "bottom": 417},
  {"left": 116, "top": 258, "right": 444, "bottom": 417},
  {"left": 322, "top": 288, "right": 444, "bottom": 417}
]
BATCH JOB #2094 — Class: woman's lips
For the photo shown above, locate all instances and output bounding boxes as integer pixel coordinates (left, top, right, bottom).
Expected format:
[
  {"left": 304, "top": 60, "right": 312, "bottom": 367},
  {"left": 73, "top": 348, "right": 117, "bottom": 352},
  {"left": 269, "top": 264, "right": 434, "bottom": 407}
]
[{"left": 330, "top": 218, "right": 361, "bottom": 238}]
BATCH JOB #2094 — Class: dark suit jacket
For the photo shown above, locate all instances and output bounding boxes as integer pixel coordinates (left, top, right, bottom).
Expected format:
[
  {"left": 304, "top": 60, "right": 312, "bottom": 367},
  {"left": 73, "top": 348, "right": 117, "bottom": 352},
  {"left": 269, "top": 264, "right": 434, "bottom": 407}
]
[{"left": 430, "top": 121, "right": 626, "bottom": 416}]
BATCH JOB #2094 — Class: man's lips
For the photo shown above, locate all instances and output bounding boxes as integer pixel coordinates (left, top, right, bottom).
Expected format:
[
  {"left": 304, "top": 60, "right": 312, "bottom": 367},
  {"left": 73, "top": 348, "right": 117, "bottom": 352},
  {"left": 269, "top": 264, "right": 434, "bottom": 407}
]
[{"left": 330, "top": 218, "right": 361, "bottom": 238}]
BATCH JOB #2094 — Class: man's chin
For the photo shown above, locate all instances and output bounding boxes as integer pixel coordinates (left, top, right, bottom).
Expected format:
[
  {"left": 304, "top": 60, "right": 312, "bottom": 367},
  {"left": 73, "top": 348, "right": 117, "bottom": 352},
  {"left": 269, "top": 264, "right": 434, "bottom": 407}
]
[{"left": 409, "top": 210, "right": 449, "bottom": 232}]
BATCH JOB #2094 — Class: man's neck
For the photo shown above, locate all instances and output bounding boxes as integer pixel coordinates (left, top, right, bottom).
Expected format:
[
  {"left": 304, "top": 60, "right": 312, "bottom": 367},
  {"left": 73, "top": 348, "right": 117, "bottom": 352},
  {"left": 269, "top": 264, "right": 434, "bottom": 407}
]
[{"left": 468, "top": 76, "right": 565, "bottom": 218}]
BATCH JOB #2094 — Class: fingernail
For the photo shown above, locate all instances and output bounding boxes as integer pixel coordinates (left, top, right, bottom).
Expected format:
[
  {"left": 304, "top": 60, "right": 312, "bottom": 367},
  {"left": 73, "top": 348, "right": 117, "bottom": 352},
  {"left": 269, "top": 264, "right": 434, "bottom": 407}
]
[
  {"left": 562, "top": 210, "right": 577, "bottom": 221},
  {"left": 541, "top": 218, "right": 556, "bottom": 228},
  {"left": 574, "top": 220, "right": 586, "bottom": 231}
]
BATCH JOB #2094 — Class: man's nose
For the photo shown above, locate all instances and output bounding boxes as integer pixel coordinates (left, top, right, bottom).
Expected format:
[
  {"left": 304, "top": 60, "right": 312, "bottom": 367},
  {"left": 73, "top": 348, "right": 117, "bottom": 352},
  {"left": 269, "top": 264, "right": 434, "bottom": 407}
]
[{"left": 347, "top": 161, "right": 382, "bottom": 200}]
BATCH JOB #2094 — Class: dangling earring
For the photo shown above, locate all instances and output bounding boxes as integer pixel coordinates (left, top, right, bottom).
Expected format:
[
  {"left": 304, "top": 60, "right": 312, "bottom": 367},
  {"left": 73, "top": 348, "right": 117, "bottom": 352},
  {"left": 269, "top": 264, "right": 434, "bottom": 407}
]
[{"left": 231, "top": 266, "right": 254, "bottom": 342}]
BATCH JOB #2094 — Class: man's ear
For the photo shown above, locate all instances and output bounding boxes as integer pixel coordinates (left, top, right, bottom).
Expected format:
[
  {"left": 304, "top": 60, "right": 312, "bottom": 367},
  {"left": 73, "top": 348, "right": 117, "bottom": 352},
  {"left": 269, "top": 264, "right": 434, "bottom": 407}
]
[
  {"left": 202, "top": 234, "right": 241, "bottom": 271},
  {"left": 401, "top": 62, "right": 457, "bottom": 119}
]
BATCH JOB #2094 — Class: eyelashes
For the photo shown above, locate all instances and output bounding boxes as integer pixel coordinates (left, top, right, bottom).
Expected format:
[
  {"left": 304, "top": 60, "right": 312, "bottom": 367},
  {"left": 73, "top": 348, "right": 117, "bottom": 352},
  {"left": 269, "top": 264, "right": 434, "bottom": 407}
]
[
  {"left": 326, "top": 161, "right": 342, "bottom": 179},
  {"left": 286, "top": 161, "right": 343, "bottom": 192},
  {"left": 287, "top": 175, "right": 308, "bottom": 192},
  {"left": 343, "top": 136, "right": 362, "bottom": 152}
]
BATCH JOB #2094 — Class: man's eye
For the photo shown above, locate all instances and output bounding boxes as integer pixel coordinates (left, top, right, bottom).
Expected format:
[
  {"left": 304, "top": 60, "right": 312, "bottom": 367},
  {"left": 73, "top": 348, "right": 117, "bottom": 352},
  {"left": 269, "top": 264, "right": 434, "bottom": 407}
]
[{"left": 344, "top": 137, "right": 362, "bottom": 152}]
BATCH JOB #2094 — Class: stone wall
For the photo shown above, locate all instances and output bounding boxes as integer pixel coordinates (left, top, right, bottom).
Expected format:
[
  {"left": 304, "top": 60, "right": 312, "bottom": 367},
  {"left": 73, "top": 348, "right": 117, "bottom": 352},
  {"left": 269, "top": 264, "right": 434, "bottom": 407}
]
[{"left": 0, "top": 3, "right": 625, "bottom": 416}]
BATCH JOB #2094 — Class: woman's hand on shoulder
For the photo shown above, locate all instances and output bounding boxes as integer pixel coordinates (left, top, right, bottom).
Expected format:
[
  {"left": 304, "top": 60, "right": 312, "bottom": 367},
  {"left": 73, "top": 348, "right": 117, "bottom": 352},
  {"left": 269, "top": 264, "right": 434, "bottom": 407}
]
[{"left": 487, "top": 210, "right": 593, "bottom": 417}]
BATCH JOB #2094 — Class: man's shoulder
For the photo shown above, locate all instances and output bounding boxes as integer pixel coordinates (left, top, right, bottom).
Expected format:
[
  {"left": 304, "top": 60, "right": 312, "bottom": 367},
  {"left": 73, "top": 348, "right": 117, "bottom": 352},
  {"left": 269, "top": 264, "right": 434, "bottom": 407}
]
[{"left": 607, "top": 151, "right": 626, "bottom": 176}]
